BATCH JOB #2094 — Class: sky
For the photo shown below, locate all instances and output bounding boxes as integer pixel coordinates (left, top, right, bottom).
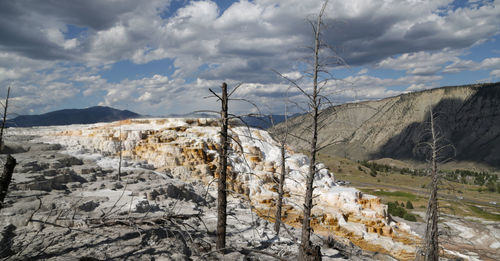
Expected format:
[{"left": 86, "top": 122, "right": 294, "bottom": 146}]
[{"left": 0, "top": 0, "right": 499, "bottom": 116}]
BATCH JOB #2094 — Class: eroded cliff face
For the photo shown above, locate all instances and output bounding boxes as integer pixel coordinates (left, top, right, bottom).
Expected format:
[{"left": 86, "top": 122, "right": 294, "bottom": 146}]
[
  {"left": 14, "top": 118, "right": 419, "bottom": 260},
  {"left": 274, "top": 82, "right": 500, "bottom": 168}
]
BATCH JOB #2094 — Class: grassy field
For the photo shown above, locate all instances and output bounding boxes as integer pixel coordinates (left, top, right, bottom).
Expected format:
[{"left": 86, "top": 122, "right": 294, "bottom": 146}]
[{"left": 318, "top": 154, "right": 500, "bottom": 221}]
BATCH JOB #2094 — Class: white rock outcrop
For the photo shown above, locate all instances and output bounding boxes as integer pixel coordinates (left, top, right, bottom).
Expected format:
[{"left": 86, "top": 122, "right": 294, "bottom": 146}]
[{"left": 10, "top": 118, "right": 419, "bottom": 260}]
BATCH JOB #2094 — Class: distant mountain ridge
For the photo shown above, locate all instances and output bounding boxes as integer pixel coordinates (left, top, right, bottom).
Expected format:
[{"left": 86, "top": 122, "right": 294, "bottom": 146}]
[
  {"left": 7, "top": 106, "right": 142, "bottom": 127},
  {"left": 241, "top": 114, "right": 302, "bottom": 129},
  {"left": 166, "top": 113, "right": 297, "bottom": 129},
  {"left": 272, "top": 82, "right": 500, "bottom": 169}
]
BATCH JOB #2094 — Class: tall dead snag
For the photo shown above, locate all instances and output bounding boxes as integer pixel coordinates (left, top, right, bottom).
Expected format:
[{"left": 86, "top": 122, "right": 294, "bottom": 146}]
[
  {"left": 271, "top": 112, "right": 289, "bottom": 235},
  {"left": 298, "top": 1, "right": 328, "bottom": 260},
  {"left": 415, "top": 106, "right": 454, "bottom": 261},
  {"left": 205, "top": 82, "right": 250, "bottom": 251},
  {"left": 0, "top": 86, "right": 11, "bottom": 150},
  {"left": 216, "top": 82, "right": 229, "bottom": 251},
  {"left": 117, "top": 127, "right": 123, "bottom": 181},
  {"left": 273, "top": 0, "right": 344, "bottom": 258},
  {"left": 423, "top": 106, "right": 439, "bottom": 261},
  {"left": 0, "top": 87, "right": 16, "bottom": 211},
  {"left": 274, "top": 141, "right": 287, "bottom": 234}
]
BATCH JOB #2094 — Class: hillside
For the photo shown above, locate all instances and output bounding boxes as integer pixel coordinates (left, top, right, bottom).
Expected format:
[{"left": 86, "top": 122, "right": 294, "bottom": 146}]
[
  {"left": 272, "top": 82, "right": 500, "bottom": 169},
  {"left": 7, "top": 106, "right": 141, "bottom": 127}
]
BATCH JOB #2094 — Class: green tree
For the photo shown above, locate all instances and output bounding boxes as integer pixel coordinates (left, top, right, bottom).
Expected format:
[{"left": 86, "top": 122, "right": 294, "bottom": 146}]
[{"left": 486, "top": 181, "right": 496, "bottom": 192}]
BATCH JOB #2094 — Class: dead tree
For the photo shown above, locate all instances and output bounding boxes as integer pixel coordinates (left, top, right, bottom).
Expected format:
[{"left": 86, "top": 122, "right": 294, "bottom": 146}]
[
  {"left": 212, "top": 82, "right": 229, "bottom": 251},
  {"left": 415, "top": 106, "right": 455, "bottom": 261},
  {"left": 269, "top": 107, "right": 290, "bottom": 235},
  {"left": 274, "top": 135, "right": 287, "bottom": 234},
  {"left": 0, "top": 87, "right": 16, "bottom": 211},
  {"left": 204, "top": 81, "right": 265, "bottom": 251},
  {"left": 0, "top": 155, "right": 16, "bottom": 210},
  {"left": 299, "top": 1, "right": 328, "bottom": 259},
  {"left": 273, "top": 0, "right": 349, "bottom": 259},
  {"left": 423, "top": 106, "right": 440, "bottom": 261},
  {"left": 0, "top": 86, "right": 11, "bottom": 150},
  {"left": 117, "top": 127, "right": 123, "bottom": 181}
]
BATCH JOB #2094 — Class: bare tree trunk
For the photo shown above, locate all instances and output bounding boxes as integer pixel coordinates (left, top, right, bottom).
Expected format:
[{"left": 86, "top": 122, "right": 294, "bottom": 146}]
[
  {"left": 117, "top": 128, "right": 122, "bottom": 181},
  {"left": 0, "top": 155, "right": 16, "bottom": 210},
  {"left": 0, "top": 86, "right": 11, "bottom": 150},
  {"left": 424, "top": 107, "right": 439, "bottom": 261},
  {"left": 299, "top": 3, "right": 324, "bottom": 260},
  {"left": 216, "top": 82, "right": 229, "bottom": 251},
  {"left": 0, "top": 87, "right": 15, "bottom": 211},
  {"left": 299, "top": 104, "right": 320, "bottom": 261},
  {"left": 274, "top": 144, "right": 287, "bottom": 234}
]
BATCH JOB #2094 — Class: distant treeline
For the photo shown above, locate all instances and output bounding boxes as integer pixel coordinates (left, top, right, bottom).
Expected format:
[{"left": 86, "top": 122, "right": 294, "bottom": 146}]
[
  {"left": 358, "top": 161, "right": 499, "bottom": 191},
  {"left": 438, "top": 169, "right": 497, "bottom": 186}
]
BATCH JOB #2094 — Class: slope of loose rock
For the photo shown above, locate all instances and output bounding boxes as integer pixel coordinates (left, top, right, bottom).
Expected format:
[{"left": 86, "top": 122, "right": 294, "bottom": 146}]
[{"left": 273, "top": 82, "right": 500, "bottom": 169}]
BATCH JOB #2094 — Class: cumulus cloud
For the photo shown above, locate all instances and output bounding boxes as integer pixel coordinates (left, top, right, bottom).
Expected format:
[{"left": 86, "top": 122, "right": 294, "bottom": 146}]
[
  {"left": 1, "top": 0, "right": 499, "bottom": 115},
  {"left": 443, "top": 56, "right": 500, "bottom": 73},
  {"left": 490, "top": 69, "right": 500, "bottom": 78},
  {"left": 376, "top": 50, "right": 462, "bottom": 75}
]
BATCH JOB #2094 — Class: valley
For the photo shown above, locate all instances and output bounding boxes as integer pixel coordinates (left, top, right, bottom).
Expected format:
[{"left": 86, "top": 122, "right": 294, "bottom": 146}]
[
  {"left": 317, "top": 155, "right": 500, "bottom": 260},
  {"left": 318, "top": 155, "right": 500, "bottom": 220}
]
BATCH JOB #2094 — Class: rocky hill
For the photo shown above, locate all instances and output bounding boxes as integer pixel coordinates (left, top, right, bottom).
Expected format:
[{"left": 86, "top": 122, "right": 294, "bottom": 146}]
[
  {"left": 7, "top": 106, "right": 141, "bottom": 127},
  {"left": 273, "top": 82, "right": 500, "bottom": 169}
]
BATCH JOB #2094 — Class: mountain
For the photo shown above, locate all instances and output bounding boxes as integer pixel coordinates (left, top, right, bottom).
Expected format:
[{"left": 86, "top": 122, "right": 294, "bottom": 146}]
[
  {"left": 241, "top": 114, "right": 302, "bottom": 129},
  {"left": 7, "top": 106, "right": 142, "bottom": 127},
  {"left": 166, "top": 113, "right": 300, "bottom": 129},
  {"left": 272, "top": 82, "right": 500, "bottom": 169},
  {"left": 167, "top": 112, "right": 217, "bottom": 118}
]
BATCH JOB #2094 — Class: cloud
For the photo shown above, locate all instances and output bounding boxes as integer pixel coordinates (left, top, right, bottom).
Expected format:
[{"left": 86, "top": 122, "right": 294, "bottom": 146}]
[
  {"left": 0, "top": 0, "right": 168, "bottom": 62},
  {"left": 490, "top": 69, "right": 500, "bottom": 78},
  {"left": 376, "top": 50, "right": 461, "bottom": 75},
  {"left": 406, "top": 83, "right": 439, "bottom": 92},
  {"left": 337, "top": 73, "right": 442, "bottom": 101},
  {"left": 357, "top": 68, "right": 368, "bottom": 75},
  {"left": 443, "top": 56, "right": 500, "bottom": 73},
  {"left": 1, "top": 0, "right": 500, "bottom": 115},
  {"left": 5, "top": 0, "right": 498, "bottom": 75},
  {"left": 10, "top": 81, "right": 80, "bottom": 114}
]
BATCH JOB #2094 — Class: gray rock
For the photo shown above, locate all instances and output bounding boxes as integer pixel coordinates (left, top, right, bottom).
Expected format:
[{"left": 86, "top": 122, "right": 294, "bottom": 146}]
[
  {"left": 1, "top": 143, "right": 28, "bottom": 154},
  {"left": 18, "top": 161, "right": 49, "bottom": 173},
  {"left": 26, "top": 143, "right": 62, "bottom": 151},
  {"left": 164, "top": 183, "right": 205, "bottom": 203},
  {"left": 56, "top": 156, "right": 83, "bottom": 167},
  {"left": 113, "top": 182, "right": 124, "bottom": 190},
  {"left": 17, "top": 173, "right": 87, "bottom": 191},
  {"left": 79, "top": 201, "right": 100, "bottom": 212},
  {"left": 135, "top": 200, "right": 160, "bottom": 213}
]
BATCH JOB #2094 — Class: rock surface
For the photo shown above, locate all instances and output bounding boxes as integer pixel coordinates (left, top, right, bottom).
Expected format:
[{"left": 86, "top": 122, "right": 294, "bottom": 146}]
[
  {"left": 1, "top": 140, "right": 308, "bottom": 260},
  {"left": 3, "top": 117, "right": 495, "bottom": 260},
  {"left": 3, "top": 118, "right": 421, "bottom": 260}
]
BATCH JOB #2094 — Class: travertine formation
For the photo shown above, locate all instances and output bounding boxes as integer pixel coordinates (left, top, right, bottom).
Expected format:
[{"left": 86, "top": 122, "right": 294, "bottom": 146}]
[{"left": 13, "top": 118, "right": 420, "bottom": 260}]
